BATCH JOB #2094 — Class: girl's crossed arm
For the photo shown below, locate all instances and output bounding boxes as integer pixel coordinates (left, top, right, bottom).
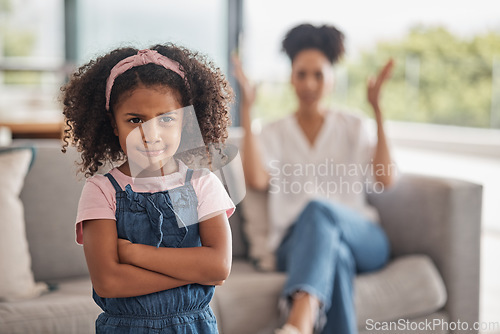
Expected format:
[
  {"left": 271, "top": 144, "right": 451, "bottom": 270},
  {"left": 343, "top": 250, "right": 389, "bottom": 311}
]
[
  {"left": 117, "top": 213, "right": 232, "bottom": 283},
  {"left": 82, "top": 219, "right": 222, "bottom": 299}
]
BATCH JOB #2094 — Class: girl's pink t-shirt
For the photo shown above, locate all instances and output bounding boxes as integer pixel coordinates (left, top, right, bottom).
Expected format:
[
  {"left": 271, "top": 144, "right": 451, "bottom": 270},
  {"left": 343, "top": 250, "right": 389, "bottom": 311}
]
[{"left": 75, "top": 160, "right": 235, "bottom": 245}]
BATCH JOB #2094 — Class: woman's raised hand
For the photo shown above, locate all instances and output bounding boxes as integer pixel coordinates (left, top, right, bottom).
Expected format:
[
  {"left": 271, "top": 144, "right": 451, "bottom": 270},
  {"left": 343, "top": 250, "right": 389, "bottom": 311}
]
[
  {"left": 367, "top": 58, "right": 394, "bottom": 114},
  {"left": 231, "top": 53, "right": 257, "bottom": 108}
]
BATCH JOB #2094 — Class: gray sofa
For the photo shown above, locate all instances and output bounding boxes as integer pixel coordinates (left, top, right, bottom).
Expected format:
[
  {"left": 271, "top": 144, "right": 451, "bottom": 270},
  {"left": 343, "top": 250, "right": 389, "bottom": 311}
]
[{"left": 0, "top": 139, "right": 482, "bottom": 334}]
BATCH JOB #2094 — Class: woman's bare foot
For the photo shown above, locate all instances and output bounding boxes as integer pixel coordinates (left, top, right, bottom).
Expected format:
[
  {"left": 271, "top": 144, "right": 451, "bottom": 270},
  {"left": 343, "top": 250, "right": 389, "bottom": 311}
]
[{"left": 286, "top": 291, "right": 320, "bottom": 334}]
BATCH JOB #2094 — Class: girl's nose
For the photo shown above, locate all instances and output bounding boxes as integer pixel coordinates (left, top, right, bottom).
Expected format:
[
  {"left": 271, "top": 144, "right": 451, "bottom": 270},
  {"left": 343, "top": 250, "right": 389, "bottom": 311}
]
[{"left": 140, "top": 120, "right": 162, "bottom": 144}]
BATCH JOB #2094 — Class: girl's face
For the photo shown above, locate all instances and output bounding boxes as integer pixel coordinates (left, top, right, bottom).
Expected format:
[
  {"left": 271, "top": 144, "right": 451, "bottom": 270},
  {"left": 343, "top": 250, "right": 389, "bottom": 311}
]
[
  {"left": 290, "top": 48, "right": 334, "bottom": 108},
  {"left": 112, "top": 85, "right": 184, "bottom": 177}
]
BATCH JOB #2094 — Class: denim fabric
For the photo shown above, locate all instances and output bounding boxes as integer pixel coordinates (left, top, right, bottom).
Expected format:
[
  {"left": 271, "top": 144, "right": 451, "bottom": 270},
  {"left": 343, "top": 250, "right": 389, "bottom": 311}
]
[
  {"left": 95, "top": 307, "right": 217, "bottom": 334},
  {"left": 93, "top": 169, "right": 217, "bottom": 333},
  {"left": 276, "top": 199, "right": 390, "bottom": 334}
]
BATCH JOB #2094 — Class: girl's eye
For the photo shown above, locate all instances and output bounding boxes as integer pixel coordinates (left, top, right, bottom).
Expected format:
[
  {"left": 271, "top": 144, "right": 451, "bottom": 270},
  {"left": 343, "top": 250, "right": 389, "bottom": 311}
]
[
  {"left": 129, "top": 118, "right": 142, "bottom": 124},
  {"left": 159, "top": 116, "right": 174, "bottom": 123}
]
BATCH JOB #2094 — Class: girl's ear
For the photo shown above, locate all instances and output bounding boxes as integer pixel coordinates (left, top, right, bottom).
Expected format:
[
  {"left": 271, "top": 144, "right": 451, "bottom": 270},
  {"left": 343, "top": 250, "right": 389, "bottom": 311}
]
[{"left": 107, "top": 113, "right": 119, "bottom": 136}]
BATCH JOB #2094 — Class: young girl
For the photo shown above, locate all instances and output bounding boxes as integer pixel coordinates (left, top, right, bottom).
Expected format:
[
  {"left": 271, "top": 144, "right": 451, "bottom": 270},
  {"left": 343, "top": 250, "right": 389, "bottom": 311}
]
[{"left": 61, "top": 44, "right": 235, "bottom": 333}]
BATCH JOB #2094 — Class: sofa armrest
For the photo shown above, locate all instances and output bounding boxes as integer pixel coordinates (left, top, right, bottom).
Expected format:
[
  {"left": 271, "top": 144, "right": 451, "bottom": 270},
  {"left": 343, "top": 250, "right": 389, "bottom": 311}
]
[{"left": 367, "top": 173, "right": 482, "bottom": 333}]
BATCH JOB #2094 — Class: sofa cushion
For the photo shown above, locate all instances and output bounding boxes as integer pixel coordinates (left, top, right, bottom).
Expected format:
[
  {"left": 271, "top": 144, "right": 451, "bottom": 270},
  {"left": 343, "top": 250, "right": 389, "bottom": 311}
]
[
  {"left": 214, "top": 261, "right": 286, "bottom": 334},
  {"left": 354, "top": 255, "right": 447, "bottom": 327},
  {"left": 0, "top": 147, "right": 48, "bottom": 301},
  {"left": 213, "top": 255, "right": 446, "bottom": 334},
  {"left": 240, "top": 188, "right": 274, "bottom": 269},
  {"left": 19, "top": 142, "right": 88, "bottom": 281},
  {"left": 0, "top": 277, "right": 101, "bottom": 334}
]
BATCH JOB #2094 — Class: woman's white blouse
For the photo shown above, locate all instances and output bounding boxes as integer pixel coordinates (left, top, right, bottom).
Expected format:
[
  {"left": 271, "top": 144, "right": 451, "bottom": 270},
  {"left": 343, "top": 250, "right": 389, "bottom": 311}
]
[{"left": 258, "top": 109, "right": 383, "bottom": 252}]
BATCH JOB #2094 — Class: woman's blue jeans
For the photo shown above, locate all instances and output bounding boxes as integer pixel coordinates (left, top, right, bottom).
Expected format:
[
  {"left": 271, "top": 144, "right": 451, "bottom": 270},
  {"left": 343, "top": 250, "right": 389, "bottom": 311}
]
[{"left": 275, "top": 199, "right": 390, "bottom": 334}]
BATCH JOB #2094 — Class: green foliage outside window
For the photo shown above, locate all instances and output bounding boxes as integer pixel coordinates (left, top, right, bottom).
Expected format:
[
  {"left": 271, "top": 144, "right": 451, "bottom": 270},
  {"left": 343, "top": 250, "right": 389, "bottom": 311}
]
[
  {"left": 1, "top": 0, "right": 39, "bottom": 85},
  {"left": 253, "top": 26, "right": 500, "bottom": 129}
]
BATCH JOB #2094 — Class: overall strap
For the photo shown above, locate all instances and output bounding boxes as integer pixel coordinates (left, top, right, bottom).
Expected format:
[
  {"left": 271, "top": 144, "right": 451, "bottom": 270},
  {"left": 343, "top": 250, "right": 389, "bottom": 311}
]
[
  {"left": 184, "top": 168, "right": 194, "bottom": 184},
  {"left": 105, "top": 173, "right": 123, "bottom": 192}
]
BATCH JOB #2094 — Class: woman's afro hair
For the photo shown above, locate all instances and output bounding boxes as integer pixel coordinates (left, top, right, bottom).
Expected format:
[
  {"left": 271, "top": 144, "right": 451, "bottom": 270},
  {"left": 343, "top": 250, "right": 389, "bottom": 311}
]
[{"left": 282, "top": 23, "right": 345, "bottom": 64}]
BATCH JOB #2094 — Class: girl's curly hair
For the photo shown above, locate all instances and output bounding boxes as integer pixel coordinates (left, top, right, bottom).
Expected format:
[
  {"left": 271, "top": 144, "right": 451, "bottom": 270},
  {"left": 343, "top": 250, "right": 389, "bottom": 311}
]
[{"left": 61, "top": 43, "right": 233, "bottom": 177}]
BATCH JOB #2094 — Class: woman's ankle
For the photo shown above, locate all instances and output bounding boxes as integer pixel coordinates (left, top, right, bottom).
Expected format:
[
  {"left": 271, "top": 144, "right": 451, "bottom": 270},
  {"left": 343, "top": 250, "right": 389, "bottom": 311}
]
[{"left": 287, "top": 291, "right": 320, "bottom": 334}]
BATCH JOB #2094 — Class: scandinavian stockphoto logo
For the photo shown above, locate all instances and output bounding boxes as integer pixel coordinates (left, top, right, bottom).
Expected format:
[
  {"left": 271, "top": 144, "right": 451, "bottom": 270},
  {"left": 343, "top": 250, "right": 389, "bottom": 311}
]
[
  {"left": 125, "top": 105, "right": 245, "bottom": 228},
  {"left": 268, "top": 158, "right": 396, "bottom": 196}
]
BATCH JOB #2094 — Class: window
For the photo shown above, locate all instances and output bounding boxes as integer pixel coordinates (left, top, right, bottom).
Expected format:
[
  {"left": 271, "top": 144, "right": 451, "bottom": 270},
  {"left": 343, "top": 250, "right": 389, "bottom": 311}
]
[
  {"left": 0, "top": 0, "right": 64, "bottom": 123},
  {"left": 241, "top": 0, "right": 500, "bottom": 128},
  {"left": 75, "top": 0, "right": 227, "bottom": 71},
  {"left": 0, "top": 0, "right": 229, "bottom": 133}
]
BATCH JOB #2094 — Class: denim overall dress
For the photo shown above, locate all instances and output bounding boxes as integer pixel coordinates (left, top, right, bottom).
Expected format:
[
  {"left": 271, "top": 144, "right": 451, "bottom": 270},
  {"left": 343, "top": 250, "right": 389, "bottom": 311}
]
[{"left": 93, "top": 168, "right": 218, "bottom": 333}]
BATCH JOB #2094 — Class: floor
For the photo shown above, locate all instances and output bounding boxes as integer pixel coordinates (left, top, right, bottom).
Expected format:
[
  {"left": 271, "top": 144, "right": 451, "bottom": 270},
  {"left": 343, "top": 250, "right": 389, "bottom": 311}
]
[{"left": 393, "top": 146, "right": 500, "bottom": 333}]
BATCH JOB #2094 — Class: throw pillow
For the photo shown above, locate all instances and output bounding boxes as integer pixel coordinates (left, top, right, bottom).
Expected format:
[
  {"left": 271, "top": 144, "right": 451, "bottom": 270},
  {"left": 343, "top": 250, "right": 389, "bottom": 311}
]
[
  {"left": 241, "top": 188, "right": 276, "bottom": 271},
  {"left": 0, "top": 147, "right": 48, "bottom": 301}
]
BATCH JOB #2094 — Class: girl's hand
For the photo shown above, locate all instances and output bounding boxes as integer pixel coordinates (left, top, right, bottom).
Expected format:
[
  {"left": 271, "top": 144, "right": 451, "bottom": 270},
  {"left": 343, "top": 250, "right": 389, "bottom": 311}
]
[
  {"left": 231, "top": 52, "right": 257, "bottom": 108},
  {"left": 367, "top": 58, "right": 394, "bottom": 115},
  {"left": 118, "top": 238, "right": 134, "bottom": 265}
]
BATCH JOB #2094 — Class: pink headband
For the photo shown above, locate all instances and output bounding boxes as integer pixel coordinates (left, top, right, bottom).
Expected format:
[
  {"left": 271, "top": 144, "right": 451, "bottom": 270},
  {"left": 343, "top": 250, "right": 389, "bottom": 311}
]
[{"left": 105, "top": 49, "right": 187, "bottom": 111}]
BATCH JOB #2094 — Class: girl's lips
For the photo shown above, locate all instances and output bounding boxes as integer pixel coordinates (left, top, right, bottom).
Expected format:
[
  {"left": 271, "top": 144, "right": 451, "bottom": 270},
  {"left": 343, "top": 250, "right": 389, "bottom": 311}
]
[{"left": 137, "top": 148, "right": 167, "bottom": 157}]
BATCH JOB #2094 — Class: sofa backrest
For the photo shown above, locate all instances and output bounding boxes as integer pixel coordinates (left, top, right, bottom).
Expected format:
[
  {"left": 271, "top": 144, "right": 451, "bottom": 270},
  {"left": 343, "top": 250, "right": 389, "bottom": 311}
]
[{"left": 19, "top": 139, "right": 89, "bottom": 281}]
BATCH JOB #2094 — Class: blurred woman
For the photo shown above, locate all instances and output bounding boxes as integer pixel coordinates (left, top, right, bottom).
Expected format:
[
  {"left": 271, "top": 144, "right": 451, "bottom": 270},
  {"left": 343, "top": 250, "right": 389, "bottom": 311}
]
[{"left": 233, "top": 23, "right": 396, "bottom": 334}]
